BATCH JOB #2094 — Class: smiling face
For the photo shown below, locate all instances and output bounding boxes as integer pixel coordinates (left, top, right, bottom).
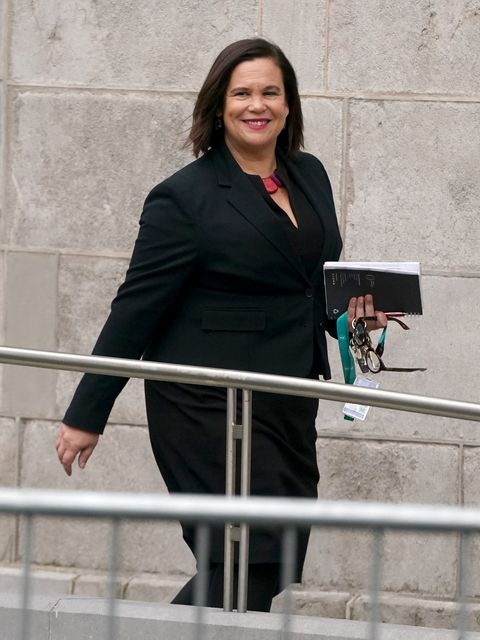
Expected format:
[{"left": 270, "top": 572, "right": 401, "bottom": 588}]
[{"left": 222, "top": 57, "right": 289, "bottom": 160}]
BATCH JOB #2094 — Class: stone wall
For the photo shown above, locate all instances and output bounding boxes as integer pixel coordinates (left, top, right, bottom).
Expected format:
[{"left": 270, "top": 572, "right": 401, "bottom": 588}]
[{"left": 1, "top": 0, "right": 479, "bottom": 629}]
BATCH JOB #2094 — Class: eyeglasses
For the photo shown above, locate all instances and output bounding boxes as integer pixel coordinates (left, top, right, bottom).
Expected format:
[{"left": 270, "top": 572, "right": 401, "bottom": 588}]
[{"left": 350, "top": 315, "right": 427, "bottom": 374}]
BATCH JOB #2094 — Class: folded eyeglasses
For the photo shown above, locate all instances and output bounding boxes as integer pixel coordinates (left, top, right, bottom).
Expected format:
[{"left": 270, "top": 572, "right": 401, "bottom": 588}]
[{"left": 350, "top": 315, "right": 427, "bottom": 374}]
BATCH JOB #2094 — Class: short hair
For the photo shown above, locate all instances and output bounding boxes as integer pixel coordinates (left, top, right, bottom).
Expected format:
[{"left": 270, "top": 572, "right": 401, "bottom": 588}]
[{"left": 188, "top": 38, "right": 304, "bottom": 157}]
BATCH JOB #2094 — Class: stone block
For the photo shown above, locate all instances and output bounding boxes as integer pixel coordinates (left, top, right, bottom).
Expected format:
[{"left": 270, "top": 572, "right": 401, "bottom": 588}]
[
  {"left": 0, "top": 593, "right": 53, "bottom": 640},
  {"left": 19, "top": 420, "right": 194, "bottom": 575},
  {"left": 124, "top": 575, "right": 186, "bottom": 604},
  {"left": 302, "top": 98, "right": 343, "bottom": 206},
  {"left": 0, "top": 565, "right": 78, "bottom": 597},
  {"left": 56, "top": 254, "right": 145, "bottom": 426},
  {"left": 10, "top": 1, "right": 257, "bottom": 88},
  {"left": 0, "top": 419, "right": 18, "bottom": 563},
  {"left": 2, "top": 252, "right": 57, "bottom": 419},
  {"left": 328, "top": 1, "right": 480, "bottom": 94},
  {"left": 45, "top": 597, "right": 480, "bottom": 640},
  {"left": 0, "top": 251, "right": 5, "bottom": 416},
  {"left": 272, "top": 588, "right": 350, "bottom": 619},
  {"left": 262, "top": 0, "right": 327, "bottom": 91},
  {"left": 0, "top": 12, "right": 3, "bottom": 79},
  {"left": 303, "top": 439, "right": 459, "bottom": 595},
  {"left": 460, "top": 447, "right": 480, "bottom": 597},
  {"left": 350, "top": 593, "right": 480, "bottom": 631},
  {"left": 318, "top": 275, "right": 480, "bottom": 443},
  {"left": 73, "top": 573, "right": 127, "bottom": 598},
  {"left": 7, "top": 90, "right": 195, "bottom": 251},
  {"left": 344, "top": 101, "right": 480, "bottom": 273}
]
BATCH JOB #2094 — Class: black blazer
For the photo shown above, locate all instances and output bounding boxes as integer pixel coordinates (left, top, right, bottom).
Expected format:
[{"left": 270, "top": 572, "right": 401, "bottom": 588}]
[{"left": 64, "top": 142, "right": 343, "bottom": 433}]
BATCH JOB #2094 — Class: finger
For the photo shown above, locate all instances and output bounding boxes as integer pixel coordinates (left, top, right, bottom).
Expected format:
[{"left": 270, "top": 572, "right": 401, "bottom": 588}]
[
  {"left": 347, "top": 297, "right": 357, "bottom": 330},
  {"left": 365, "top": 294, "right": 375, "bottom": 317},
  {"left": 375, "top": 310, "right": 388, "bottom": 328},
  {"left": 356, "top": 296, "right": 365, "bottom": 321},
  {"left": 78, "top": 446, "right": 94, "bottom": 470},
  {"left": 56, "top": 444, "right": 66, "bottom": 463},
  {"left": 63, "top": 461, "right": 72, "bottom": 477},
  {"left": 55, "top": 424, "right": 69, "bottom": 450},
  {"left": 55, "top": 428, "right": 63, "bottom": 450},
  {"left": 61, "top": 448, "right": 78, "bottom": 473}
]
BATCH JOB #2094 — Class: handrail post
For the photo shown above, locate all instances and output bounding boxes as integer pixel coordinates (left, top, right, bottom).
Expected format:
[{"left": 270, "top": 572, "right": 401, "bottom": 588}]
[
  {"left": 223, "top": 388, "right": 237, "bottom": 611},
  {"left": 223, "top": 388, "right": 252, "bottom": 612},
  {"left": 237, "top": 389, "right": 252, "bottom": 613}
]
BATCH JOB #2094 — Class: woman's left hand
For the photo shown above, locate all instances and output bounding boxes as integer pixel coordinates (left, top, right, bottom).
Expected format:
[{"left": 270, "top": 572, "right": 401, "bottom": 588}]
[{"left": 347, "top": 294, "right": 388, "bottom": 332}]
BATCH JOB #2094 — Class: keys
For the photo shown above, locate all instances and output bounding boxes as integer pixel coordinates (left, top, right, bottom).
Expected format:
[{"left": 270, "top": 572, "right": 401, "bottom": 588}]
[{"left": 349, "top": 339, "right": 370, "bottom": 374}]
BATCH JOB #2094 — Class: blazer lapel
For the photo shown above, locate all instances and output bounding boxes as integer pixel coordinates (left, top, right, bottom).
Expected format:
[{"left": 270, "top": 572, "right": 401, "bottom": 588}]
[
  {"left": 211, "top": 143, "right": 310, "bottom": 283},
  {"left": 283, "top": 153, "right": 342, "bottom": 282}
]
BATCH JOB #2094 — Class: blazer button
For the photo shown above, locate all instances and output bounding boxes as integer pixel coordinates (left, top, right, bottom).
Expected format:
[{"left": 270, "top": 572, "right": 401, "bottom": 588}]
[{"left": 305, "top": 288, "right": 313, "bottom": 298}]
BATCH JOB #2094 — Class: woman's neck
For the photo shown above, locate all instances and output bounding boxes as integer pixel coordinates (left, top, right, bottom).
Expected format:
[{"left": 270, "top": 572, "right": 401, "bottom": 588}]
[{"left": 225, "top": 139, "right": 276, "bottom": 177}]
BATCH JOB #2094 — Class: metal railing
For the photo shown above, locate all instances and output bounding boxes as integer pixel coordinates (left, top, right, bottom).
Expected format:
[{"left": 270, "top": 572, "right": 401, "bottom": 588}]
[
  {"left": 1, "top": 345, "right": 480, "bottom": 639},
  {"left": 1, "top": 345, "right": 479, "bottom": 421},
  {"left": 2, "top": 489, "right": 480, "bottom": 639}
]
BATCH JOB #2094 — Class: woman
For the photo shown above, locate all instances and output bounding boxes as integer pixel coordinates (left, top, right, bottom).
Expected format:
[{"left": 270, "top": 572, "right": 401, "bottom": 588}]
[{"left": 56, "top": 38, "right": 384, "bottom": 611}]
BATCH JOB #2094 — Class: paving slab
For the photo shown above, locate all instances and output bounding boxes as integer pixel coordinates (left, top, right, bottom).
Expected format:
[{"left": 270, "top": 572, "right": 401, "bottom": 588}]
[
  {"left": 0, "top": 592, "right": 54, "bottom": 640},
  {"left": 73, "top": 572, "right": 128, "bottom": 598},
  {"left": 124, "top": 575, "right": 186, "bottom": 603},
  {"left": 272, "top": 589, "right": 350, "bottom": 619},
  {"left": 46, "top": 597, "right": 480, "bottom": 639},
  {"left": 0, "top": 565, "right": 78, "bottom": 596},
  {"left": 350, "top": 593, "right": 480, "bottom": 631}
]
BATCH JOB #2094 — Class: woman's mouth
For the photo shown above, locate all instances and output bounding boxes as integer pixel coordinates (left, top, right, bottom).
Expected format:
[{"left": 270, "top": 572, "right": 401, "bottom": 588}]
[{"left": 242, "top": 119, "right": 270, "bottom": 130}]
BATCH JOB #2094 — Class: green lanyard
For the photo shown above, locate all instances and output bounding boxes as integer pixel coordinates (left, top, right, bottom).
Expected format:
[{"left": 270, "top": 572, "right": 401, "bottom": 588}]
[
  {"left": 337, "top": 311, "right": 356, "bottom": 385},
  {"left": 336, "top": 311, "right": 355, "bottom": 421}
]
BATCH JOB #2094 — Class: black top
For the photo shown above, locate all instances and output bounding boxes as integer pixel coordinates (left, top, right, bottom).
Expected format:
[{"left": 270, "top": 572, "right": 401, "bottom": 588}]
[{"left": 246, "top": 159, "right": 325, "bottom": 279}]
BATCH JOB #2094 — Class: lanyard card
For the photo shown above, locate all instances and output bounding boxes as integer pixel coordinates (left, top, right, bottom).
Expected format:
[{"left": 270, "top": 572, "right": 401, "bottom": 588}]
[{"left": 343, "top": 375, "right": 379, "bottom": 421}]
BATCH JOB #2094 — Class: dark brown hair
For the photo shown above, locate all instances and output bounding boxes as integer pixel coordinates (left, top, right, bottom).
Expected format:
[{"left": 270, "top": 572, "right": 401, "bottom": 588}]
[{"left": 187, "top": 38, "right": 304, "bottom": 157}]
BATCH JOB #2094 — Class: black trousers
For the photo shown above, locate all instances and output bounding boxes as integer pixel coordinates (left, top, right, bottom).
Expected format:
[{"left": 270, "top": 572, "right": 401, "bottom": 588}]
[{"left": 171, "top": 562, "right": 282, "bottom": 612}]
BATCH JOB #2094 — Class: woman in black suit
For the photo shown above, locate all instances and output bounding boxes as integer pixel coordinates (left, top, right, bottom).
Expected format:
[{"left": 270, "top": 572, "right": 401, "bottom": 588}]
[{"left": 56, "top": 38, "right": 385, "bottom": 611}]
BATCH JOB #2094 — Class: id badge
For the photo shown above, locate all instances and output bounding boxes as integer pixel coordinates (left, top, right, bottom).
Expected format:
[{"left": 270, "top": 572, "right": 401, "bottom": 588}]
[{"left": 343, "top": 375, "right": 379, "bottom": 421}]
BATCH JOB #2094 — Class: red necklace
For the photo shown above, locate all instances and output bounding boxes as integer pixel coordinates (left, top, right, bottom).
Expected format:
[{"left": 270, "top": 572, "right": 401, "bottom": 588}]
[{"left": 262, "top": 171, "right": 283, "bottom": 194}]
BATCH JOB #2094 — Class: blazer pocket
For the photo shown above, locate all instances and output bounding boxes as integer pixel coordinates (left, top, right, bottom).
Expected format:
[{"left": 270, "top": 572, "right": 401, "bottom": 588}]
[{"left": 201, "top": 308, "right": 266, "bottom": 332}]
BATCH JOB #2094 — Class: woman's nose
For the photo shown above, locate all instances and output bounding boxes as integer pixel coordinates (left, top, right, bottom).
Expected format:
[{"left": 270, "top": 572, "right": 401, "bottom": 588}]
[{"left": 248, "top": 95, "right": 266, "bottom": 111}]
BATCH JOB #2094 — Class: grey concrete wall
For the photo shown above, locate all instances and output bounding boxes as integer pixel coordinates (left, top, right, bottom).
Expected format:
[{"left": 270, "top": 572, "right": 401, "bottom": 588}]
[{"left": 0, "top": 0, "right": 479, "bottom": 631}]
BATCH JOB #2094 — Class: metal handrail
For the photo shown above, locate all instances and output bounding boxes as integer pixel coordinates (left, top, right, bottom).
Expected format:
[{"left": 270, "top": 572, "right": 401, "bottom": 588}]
[
  {"left": 2, "top": 345, "right": 480, "bottom": 631},
  {"left": 0, "top": 345, "right": 479, "bottom": 421},
  {"left": 2, "top": 488, "right": 480, "bottom": 532}
]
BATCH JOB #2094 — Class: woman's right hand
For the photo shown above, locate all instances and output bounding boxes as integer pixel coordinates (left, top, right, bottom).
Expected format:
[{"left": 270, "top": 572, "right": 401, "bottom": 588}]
[{"left": 55, "top": 423, "right": 99, "bottom": 476}]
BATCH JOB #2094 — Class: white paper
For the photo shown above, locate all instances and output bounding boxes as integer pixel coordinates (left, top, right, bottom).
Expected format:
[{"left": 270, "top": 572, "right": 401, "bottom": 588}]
[
  {"left": 324, "top": 261, "right": 421, "bottom": 276},
  {"left": 343, "top": 375, "right": 380, "bottom": 421}
]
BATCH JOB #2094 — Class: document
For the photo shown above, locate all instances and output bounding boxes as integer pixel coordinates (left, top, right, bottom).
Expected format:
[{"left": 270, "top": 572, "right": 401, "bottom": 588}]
[{"left": 323, "top": 261, "right": 423, "bottom": 320}]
